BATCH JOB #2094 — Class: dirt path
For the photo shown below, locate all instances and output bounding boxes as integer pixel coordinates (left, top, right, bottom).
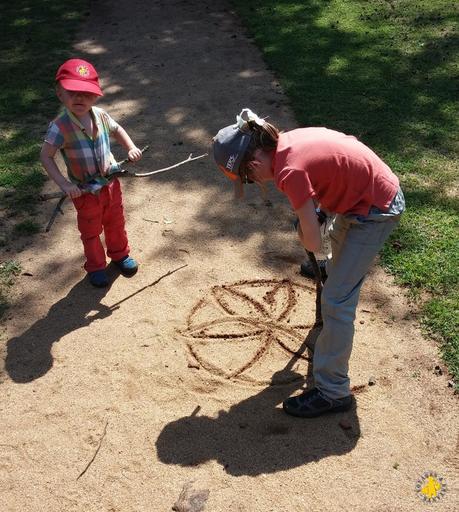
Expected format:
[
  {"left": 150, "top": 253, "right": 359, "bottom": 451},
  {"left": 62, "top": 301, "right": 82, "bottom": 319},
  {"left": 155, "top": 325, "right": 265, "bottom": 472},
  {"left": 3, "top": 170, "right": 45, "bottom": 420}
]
[{"left": 1, "top": 1, "right": 457, "bottom": 510}]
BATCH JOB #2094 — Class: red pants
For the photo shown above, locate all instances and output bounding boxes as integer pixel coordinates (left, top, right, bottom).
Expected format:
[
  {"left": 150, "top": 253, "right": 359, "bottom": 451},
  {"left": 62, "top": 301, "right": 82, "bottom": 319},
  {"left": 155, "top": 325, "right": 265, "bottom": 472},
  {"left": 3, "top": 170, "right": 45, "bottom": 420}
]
[{"left": 72, "top": 178, "right": 130, "bottom": 273}]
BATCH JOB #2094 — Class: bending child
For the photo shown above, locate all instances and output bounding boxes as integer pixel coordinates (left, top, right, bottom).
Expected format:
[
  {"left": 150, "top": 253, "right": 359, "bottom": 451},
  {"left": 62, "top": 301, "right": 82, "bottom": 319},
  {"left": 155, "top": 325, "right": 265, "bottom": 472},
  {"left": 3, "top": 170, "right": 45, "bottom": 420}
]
[
  {"left": 40, "top": 58, "right": 142, "bottom": 287},
  {"left": 213, "top": 109, "right": 405, "bottom": 418}
]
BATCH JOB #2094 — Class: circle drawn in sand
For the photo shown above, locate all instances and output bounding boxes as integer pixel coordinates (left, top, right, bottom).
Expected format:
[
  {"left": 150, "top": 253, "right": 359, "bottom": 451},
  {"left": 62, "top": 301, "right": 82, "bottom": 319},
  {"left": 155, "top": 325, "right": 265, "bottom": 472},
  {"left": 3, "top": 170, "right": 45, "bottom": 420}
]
[{"left": 182, "top": 279, "right": 316, "bottom": 385}]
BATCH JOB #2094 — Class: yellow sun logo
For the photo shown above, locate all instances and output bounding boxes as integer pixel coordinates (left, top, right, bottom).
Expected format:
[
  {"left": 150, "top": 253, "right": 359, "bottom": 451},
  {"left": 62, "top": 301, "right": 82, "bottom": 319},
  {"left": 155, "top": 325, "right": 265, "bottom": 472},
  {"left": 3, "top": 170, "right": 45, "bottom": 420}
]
[
  {"left": 416, "top": 472, "right": 447, "bottom": 503},
  {"left": 76, "top": 65, "right": 89, "bottom": 77}
]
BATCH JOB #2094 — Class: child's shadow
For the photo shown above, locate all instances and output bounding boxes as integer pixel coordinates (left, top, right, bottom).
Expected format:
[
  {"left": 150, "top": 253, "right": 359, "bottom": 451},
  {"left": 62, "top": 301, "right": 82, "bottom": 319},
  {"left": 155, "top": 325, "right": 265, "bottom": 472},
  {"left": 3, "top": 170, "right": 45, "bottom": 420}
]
[
  {"left": 156, "top": 329, "right": 361, "bottom": 476},
  {"left": 5, "top": 276, "right": 115, "bottom": 383}
]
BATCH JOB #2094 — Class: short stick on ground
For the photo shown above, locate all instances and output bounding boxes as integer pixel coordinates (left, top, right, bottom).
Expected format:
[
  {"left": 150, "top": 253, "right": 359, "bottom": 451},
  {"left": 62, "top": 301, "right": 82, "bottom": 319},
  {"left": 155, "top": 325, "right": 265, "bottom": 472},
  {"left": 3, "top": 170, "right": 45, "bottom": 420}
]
[{"left": 77, "top": 420, "right": 108, "bottom": 480}]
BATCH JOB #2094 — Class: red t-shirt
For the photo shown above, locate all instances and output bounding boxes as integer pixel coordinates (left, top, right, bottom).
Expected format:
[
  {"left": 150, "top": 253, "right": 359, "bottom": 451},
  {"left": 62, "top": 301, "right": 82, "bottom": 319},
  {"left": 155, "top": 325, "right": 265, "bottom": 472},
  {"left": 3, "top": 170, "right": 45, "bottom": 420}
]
[{"left": 272, "top": 128, "right": 399, "bottom": 215}]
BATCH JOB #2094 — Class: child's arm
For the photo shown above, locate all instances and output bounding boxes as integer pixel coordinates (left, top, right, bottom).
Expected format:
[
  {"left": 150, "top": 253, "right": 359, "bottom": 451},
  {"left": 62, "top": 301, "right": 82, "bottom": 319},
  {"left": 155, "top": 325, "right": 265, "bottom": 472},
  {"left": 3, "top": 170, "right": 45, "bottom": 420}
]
[
  {"left": 113, "top": 125, "right": 142, "bottom": 162},
  {"left": 295, "top": 198, "right": 322, "bottom": 253},
  {"left": 40, "top": 142, "right": 82, "bottom": 198}
]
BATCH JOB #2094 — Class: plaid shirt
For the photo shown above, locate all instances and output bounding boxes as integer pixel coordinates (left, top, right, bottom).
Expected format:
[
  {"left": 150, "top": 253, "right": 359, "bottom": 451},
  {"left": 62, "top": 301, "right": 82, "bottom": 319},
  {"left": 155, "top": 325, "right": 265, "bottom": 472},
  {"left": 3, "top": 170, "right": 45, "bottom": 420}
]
[{"left": 45, "top": 107, "right": 119, "bottom": 183}]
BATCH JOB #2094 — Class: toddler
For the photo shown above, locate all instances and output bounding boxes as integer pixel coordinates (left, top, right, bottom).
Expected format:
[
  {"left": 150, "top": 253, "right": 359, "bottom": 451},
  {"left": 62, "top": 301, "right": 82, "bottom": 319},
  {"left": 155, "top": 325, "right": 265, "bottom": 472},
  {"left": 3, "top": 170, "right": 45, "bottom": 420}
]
[{"left": 40, "top": 58, "right": 142, "bottom": 287}]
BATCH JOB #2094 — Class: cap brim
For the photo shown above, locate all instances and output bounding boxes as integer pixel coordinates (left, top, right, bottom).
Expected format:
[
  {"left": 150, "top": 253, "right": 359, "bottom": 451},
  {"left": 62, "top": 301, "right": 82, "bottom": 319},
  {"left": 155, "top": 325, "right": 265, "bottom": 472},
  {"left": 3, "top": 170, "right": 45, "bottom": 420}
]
[
  {"left": 218, "top": 164, "right": 239, "bottom": 181},
  {"left": 59, "top": 79, "right": 103, "bottom": 96}
]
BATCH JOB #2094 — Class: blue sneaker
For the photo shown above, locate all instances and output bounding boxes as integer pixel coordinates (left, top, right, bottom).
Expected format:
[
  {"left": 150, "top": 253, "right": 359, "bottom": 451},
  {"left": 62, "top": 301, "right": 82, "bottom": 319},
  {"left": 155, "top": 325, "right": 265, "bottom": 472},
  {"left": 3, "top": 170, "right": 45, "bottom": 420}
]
[
  {"left": 89, "top": 269, "right": 109, "bottom": 288},
  {"left": 114, "top": 255, "right": 138, "bottom": 276}
]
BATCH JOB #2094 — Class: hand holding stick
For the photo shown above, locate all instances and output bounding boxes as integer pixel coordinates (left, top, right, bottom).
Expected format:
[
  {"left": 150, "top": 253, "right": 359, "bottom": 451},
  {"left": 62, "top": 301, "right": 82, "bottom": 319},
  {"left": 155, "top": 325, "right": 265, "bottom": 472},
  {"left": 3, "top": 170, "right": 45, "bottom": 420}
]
[
  {"left": 305, "top": 250, "right": 324, "bottom": 327},
  {"left": 42, "top": 150, "right": 208, "bottom": 232}
]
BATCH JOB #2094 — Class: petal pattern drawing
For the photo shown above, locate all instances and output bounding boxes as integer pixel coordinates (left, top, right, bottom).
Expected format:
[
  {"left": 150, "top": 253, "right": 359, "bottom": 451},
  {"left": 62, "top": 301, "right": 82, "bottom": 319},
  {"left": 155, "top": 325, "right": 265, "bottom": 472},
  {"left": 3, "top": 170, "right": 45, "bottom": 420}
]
[
  {"left": 184, "top": 317, "right": 264, "bottom": 340},
  {"left": 183, "top": 279, "right": 317, "bottom": 385},
  {"left": 212, "top": 286, "right": 270, "bottom": 318}
]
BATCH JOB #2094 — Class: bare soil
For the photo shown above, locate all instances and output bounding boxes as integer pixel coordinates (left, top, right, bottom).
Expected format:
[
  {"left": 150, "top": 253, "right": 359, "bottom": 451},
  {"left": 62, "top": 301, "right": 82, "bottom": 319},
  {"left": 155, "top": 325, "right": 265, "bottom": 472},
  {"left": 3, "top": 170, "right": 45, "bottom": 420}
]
[{"left": 0, "top": 1, "right": 457, "bottom": 510}]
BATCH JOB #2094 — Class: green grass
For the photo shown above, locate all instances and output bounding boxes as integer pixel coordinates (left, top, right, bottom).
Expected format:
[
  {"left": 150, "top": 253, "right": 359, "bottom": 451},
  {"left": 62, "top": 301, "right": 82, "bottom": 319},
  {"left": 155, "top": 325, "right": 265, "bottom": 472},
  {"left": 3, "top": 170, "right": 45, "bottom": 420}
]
[
  {"left": 0, "top": 0, "right": 89, "bottom": 318},
  {"left": 13, "top": 219, "right": 41, "bottom": 236},
  {"left": 232, "top": 0, "right": 459, "bottom": 384},
  {"left": 0, "top": 0, "right": 89, "bottom": 228}
]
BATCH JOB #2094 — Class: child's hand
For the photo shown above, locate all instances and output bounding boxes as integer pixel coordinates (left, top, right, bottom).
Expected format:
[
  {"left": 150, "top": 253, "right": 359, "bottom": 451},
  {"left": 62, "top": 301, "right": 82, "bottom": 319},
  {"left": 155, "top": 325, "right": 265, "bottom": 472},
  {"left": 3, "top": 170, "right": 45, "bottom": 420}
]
[
  {"left": 128, "top": 146, "right": 142, "bottom": 162},
  {"left": 61, "top": 182, "right": 82, "bottom": 198}
]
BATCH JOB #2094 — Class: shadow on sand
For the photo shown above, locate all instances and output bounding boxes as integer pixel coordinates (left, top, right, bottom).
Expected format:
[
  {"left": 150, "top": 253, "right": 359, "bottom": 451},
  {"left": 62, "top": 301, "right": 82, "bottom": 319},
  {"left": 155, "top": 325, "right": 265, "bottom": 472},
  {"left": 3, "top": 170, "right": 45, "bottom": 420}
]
[
  {"left": 5, "top": 275, "right": 115, "bottom": 383},
  {"left": 156, "top": 327, "right": 361, "bottom": 476}
]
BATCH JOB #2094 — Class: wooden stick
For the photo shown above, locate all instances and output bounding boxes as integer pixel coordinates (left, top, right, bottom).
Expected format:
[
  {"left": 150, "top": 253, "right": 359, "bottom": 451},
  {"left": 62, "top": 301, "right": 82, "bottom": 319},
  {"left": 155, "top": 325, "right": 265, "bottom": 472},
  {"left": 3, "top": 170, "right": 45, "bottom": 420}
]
[
  {"left": 306, "top": 250, "right": 324, "bottom": 327},
  {"left": 77, "top": 420, "right": 108, "bottom": 480},
  {"left": 43, "top": 151, "right": 207, "bottom": 232},
  {"left": 108, "top": 264, "right": 188, "bottom": 310},
  {"left": 40, "top": 191, "right": 66, "bottom": 201},
  {"left": 45, "top": 195, "right": 67, "bottom": 232},
  {"left": 117, "top": 144, "right": 150, "bottom": 166},
  {"left": 132, "top": 153, "right": 208, "bottom": 177},
  {"left": 40, "top": 152, "right": 208, "bottom": 202}
]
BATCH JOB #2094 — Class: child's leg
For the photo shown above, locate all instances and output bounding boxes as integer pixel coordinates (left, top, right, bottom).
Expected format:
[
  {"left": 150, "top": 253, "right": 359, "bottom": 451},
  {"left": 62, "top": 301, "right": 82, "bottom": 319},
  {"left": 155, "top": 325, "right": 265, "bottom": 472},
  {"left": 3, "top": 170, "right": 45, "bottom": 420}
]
[
  {"left": 72, "top": 195, "right": 106, "bottom": 272},
  {"left": 101, "top": 178, "right": 130, "bottom": 261},
  {"left": 313, "top": 215, "right": 400, "bottom": 399}
]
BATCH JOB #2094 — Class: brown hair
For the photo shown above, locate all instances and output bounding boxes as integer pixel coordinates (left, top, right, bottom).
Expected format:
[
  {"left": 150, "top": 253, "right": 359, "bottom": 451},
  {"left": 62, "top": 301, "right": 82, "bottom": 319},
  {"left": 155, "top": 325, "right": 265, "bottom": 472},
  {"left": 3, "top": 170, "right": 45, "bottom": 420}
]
[{"left": 239, "top": 120, "right": 279, "bottom": 178}]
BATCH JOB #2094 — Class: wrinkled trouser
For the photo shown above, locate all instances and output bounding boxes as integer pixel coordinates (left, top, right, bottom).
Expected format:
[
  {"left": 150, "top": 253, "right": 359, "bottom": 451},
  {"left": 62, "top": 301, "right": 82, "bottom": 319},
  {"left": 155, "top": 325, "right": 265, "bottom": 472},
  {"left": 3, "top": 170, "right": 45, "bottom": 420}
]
[
  {"left": 313, "top": 199, "right": 403, "bottom": 399},
  {"left": 72, "top": 178, "right": 129, "bottom": 273}
]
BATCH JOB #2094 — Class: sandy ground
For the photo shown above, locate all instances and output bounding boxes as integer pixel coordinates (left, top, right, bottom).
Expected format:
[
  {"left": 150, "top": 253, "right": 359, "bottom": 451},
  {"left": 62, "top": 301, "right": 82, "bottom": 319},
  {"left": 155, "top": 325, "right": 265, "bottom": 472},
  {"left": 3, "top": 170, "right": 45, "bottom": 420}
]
[{"left": 1, "top": 1, "right": 458, "bottom": 511}]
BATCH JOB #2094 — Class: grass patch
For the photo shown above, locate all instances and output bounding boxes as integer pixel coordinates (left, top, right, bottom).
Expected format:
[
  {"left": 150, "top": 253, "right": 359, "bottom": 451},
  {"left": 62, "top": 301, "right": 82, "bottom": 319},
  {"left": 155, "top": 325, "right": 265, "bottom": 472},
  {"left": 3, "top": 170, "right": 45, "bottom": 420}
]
[
  {"left": 0, "top": 0, "right": 89, "bottom": 232},
  {"left": 232, "top": 0, "right": 459, "bottom": 383},
  {"left": 0, "top": 0, "right": 88, "bottom": 317},
  {"left": 13, "top": 219, "right": 41, "bottom": 236}
]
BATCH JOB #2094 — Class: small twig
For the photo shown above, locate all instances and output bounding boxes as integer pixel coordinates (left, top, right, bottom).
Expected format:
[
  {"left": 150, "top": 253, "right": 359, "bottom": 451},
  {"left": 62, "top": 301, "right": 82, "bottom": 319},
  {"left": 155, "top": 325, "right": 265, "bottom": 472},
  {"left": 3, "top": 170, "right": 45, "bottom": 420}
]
[
  {"left": 43, "top": 151, "right": 207, "bottom": 232},
  {"left": 40, "top": 191, "right": 65, "bottom": 201},
  {"left": 45, "top": 195, "right": 67, "bottom": 232},
  {"left": 190, "top": 405, "right": 201, "bottom": 416},
  {"left": 108, "top": 264, "right": 188, "bottom": 310},
  {"left": 77, "top": 420, "right": 108, "bottom": 480},
  {"left": 306, "top": 250, "right": 324, "bottom": 327},
  {"left": 132, "top": 152, "right": 208, "bottom": 177}
]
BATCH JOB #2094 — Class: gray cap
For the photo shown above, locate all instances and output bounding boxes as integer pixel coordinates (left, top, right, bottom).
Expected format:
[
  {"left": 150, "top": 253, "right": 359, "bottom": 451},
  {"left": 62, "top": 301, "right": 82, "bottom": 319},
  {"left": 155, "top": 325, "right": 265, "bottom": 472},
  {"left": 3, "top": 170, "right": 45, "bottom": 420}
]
[{"left": 212, "top": 123, "right": 252, "bottom": 181}]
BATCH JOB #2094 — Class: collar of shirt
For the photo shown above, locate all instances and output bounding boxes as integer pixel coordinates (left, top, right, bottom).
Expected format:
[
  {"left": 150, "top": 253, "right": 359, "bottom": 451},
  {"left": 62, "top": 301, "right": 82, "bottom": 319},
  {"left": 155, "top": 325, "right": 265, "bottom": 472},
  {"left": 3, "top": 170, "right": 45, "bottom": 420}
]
[{"left": 65, "top": 108, "right": 100, "bottom": 140}]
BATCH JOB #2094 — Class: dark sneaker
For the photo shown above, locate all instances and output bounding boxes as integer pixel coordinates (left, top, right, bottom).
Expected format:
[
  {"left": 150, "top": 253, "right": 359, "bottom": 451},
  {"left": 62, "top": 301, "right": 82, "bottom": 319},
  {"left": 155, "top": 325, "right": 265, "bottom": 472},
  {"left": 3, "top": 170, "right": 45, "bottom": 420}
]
[
  {"left": 283, "top": 387, "right": 352, "bottom": 418},
  {"left": 89, "top": 269, "right": 109, "bottom": 288},
  {"left": 113, "top": 255, "right": 138, "bottom": 276},
  {"left": 300, "top": 259, "right": 327, "bottom": 281}
]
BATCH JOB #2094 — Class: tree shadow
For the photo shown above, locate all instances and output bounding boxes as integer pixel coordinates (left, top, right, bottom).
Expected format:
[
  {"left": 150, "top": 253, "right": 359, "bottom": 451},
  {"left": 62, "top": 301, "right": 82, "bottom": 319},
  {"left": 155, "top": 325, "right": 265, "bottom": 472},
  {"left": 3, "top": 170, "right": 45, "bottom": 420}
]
[
  {"left": 1, "top": 0, "right": 457, "bottom": 279},
  {"left": 4, "top": 272, "right": 116, "bottom": 383},
  {"left": 156, "top": 327, "right": 360, "bottom": 476}
]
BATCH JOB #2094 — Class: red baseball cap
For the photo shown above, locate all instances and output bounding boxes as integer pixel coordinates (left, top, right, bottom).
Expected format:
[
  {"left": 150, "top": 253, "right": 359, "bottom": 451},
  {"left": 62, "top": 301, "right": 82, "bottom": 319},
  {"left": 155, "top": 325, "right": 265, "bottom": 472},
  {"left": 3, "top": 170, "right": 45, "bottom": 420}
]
[{"left": 55, "top": 58, "right": 103, "bottom": 96}]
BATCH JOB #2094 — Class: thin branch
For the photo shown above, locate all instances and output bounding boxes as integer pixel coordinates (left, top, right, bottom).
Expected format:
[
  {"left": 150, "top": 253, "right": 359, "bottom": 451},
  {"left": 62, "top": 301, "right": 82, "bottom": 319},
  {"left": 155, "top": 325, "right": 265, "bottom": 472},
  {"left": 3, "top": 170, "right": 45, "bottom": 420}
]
[
  {"left": 77, "top": 420, "right": 108, "bottom": 480},
  {"left": 42, "top": 151, "right": 207, "bottom": 232},
  {"left": 45, "top": 196, "right": 67, "bottom": 232},
  {"left": 108, "top": 264, "right": 188, "bottom": 310},
  {"left": 132, "top": 153, "right": 208, "bottom": 177},
  {"left": 117, "top": 144, "right": 150, "bottom": 166},
  {"left": 40, "top": 192, "right": 65, "bottom": 201}
]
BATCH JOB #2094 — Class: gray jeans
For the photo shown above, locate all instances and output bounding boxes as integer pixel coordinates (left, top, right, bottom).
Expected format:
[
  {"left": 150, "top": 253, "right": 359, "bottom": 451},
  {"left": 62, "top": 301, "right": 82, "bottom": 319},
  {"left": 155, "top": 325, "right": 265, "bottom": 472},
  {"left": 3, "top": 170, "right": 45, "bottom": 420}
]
[{"left": 314, "top": 189, "right": 405, "bottom": 399}]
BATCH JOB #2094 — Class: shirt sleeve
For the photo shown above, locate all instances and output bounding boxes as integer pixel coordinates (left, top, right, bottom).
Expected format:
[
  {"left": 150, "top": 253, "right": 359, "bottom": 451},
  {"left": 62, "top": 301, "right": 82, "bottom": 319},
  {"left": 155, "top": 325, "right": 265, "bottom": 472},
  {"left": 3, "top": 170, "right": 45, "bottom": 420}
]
[
  {"left": 44, "top": 121, "right": 64, "bottom": 148},
  {"left": 103, "top": 111, "right": 119, "bottom": 133},
  {"left": 276, "top": 167, "right": 314, "bottom": 210}
]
